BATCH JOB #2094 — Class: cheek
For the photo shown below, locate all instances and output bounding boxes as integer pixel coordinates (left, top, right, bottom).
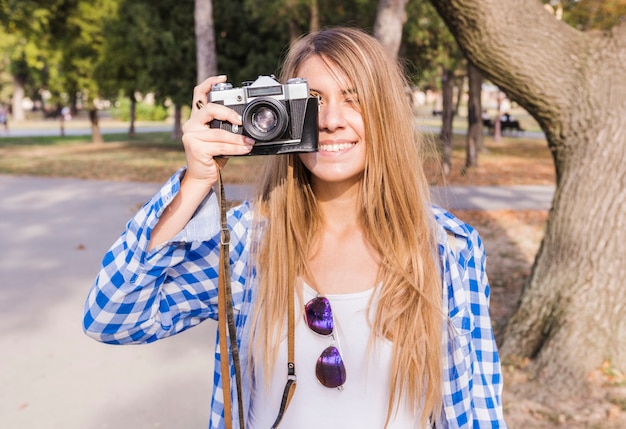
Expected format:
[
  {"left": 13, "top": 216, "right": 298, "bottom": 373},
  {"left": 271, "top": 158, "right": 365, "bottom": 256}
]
[
  {"left": 298, "top": 152, "right": 317, "bottom": 172},
  {"left": 347, "top": 112, "right": 366, "bottom": 140}
]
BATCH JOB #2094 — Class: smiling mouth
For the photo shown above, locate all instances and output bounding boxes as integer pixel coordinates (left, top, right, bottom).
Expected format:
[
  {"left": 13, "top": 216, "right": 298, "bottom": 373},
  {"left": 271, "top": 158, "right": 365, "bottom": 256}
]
[{"left": 318, "top": 142, "right": 356, "bottom": 152}]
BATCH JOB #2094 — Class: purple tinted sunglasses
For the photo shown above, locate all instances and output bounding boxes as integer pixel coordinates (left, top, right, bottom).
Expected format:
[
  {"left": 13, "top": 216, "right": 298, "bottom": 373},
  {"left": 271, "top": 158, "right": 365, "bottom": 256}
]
[{"left": 304, "top": 296, "right": 347, "bottom": 389}]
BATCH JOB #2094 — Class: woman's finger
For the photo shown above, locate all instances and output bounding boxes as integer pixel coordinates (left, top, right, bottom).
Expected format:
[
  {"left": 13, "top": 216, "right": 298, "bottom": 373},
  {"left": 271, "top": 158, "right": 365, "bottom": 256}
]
[
  {"left": 182, "top": 127, "right": 254, "bottom": 157},
  {"left": 185, "top": 102, "right": 244, "bottom": 133},
  {"left": 192, "top": 75, "right": 228, "bottom": 112}
]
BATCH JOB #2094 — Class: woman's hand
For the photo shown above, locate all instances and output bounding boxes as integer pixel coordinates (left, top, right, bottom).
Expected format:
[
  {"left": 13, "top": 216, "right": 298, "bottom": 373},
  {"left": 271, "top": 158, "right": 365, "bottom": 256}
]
[
  {"left": 148, "top": 76, "right": 254, "bottom": 250},
  {"left": 181, "top": 75, "right": 254, "bottom": 190}
]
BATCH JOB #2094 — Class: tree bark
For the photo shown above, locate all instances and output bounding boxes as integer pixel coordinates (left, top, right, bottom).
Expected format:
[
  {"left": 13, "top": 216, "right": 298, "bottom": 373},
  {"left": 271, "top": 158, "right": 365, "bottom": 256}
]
[
  {"left": 171, "top": 103, "right": 183, "bottom": 141},
  {"left": 89, "top": 109, "right": 104, "bottom": 144},
  {"left": 374, "top": 0, "right": 409, "bottom": 57},
  {"left": 128, "top": 92, "right": 136, "bottom": 137},
  {"left": 466, "top": 61, "right": 482, "bottom": 167},
  {"left": 494, "top": 91, "right": 503, "bottom": 142},
  {"left": 11, "top": 74, "right": 25, "bottom": 122},
  {"left": 429, "top": 0, "right": 626, "bottom": 398},
  {"left": 453, "top": 75, "right": 463, "bottom": 115},
  {"left": 194, "top": 0, "right": 217, "bottom": 83},
  {"left": 440, "top": 67, "right": 454, "bottom": 176},
  {"left": 310, "top": 0, "right": 319, "bottom": 32},
  {"left": 287, "top": 0, "right": 302, "bottom": 43}
]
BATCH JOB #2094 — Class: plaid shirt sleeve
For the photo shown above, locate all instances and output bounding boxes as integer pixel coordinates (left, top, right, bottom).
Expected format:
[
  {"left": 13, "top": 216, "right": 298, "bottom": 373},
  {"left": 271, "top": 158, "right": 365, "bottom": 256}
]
[
  {"left": 82, "top": 169, "right": 253, "bottom": 345},
  {"left": 434, "top": 206, "right": 507, "bottom": 429}
]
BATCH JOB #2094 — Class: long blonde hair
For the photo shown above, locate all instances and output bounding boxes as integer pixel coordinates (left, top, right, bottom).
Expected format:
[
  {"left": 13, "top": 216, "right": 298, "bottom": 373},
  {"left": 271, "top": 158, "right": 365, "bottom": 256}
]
[{"left": 250, "top": 27, "right": 442, "bottom": 426}]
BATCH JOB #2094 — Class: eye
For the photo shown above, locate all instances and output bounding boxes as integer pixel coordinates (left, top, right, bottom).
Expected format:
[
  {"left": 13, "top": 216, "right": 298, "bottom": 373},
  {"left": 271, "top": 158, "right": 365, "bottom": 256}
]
[{"left": 342, "top": 89, "right": 359, "bottom": 106}]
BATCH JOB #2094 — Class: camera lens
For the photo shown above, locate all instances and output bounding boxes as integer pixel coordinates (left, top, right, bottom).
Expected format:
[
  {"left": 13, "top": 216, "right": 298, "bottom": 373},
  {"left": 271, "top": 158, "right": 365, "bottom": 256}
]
[
  {"left": 242, "top": 98, "right": 289, "bottom": 142},
  {"left": 251, "top": 108, "right": 278, "bottom": 133}
]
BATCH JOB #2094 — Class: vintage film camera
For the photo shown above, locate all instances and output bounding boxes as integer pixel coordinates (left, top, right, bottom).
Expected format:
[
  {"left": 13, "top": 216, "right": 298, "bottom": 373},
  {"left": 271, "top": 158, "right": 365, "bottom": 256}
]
[{"left": 209, "top": 75, "right": 319, "bottom": 156}]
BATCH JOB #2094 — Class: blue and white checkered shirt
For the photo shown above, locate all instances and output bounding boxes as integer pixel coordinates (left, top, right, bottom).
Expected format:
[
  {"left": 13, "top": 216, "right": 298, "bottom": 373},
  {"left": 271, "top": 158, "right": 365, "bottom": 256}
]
[{"left": 83, "top": 169, "right": 507, "bottom": 428}]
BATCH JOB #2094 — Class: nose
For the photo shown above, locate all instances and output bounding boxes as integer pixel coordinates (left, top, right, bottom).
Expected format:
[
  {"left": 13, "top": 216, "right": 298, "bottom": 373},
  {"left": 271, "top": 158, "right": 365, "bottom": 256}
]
[{"left": 318, "top": 100, "right": 346, "bottom": 132}]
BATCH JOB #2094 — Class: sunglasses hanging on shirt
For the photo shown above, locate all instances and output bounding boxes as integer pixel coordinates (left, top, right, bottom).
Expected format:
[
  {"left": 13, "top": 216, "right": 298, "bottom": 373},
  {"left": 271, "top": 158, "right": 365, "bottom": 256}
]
[{"left": 304, "top": 296, "right": 347, "bottom": 389}]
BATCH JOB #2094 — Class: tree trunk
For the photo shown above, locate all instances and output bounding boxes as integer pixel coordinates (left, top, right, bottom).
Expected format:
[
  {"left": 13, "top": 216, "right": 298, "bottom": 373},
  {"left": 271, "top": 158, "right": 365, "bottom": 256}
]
[
  {"left": 494, "top": 91, "right": 502, "bottom": 142},
  {"left": 287, "top": 0, "right": 301, "bottom": 43},
  {"left": 69, "top": 91, "right": 78, "bottom": 117},
  {"left": 453, "top": 75, "right": 463, "bottom": 115},
  {"left": 466, "top": 61, "right": 482, "bottom": 167},
  {"left": 440, "top": 68, "right": 454, "bottom": 176},
  {"left": 374, "top": 0, "right": 409, "bottom": 57},
  {"left": 11, "top": 74, "right": 25, "bottom": 122},
  {"left": 128, "top": 93, "right": 136, "bottom": 137},
  {"left": 310, "top": 0, "right": 319, "bottom": 32},
  {"left": 89, "top": 109, "right": 104, "bottom": 144},
  {"left": 430, "top": 0, "right": 626, "bottom": 398},
  {"left": 194, "top": 0, "right": 217, "bottom": 83},
  {"left": 171, "top": 103, "right": 183, "bottom": 141}
]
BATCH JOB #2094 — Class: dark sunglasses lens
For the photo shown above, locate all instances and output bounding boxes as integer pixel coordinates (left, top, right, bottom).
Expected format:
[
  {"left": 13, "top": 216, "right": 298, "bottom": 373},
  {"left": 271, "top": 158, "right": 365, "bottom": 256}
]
[
  {"left": 316, "top": 346, "right": 347, "bottom": 388},
  {"left": 305, "top": 297, "right": 334, "bottom": 335}
]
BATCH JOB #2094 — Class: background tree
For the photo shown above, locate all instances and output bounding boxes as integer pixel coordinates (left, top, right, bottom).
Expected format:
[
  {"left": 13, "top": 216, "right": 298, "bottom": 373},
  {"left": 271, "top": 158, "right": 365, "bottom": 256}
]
[
  {"left": 430, "top": 0, "right": 626, "bottom": 400},
  {"left": 142, "top": 0, "right": 196, "bottom": 140},
  {"left": 48, "top": 0, "right": 119, "bottom": 142},
  {"left": 244, "top": 0, "right": 310, "bottom": 42},
  {"left": 0, "top": 0, "right": 69, "bottom": 121},
  {"left": 213, "top": 0, "right": 290, "bottom": 85},
  {"left": 374, "top": 0, "right": 409, "bottom": 56},
  {"left": 195, "top": 0, "right": 217, "bottom": 83},
  {"left": 465, "top": 61, "right": 483, "bottom": 168},
  {"left": 402, "top": 0, "right": 465, "bottom": 176},
  {"left": 96, "top": 0, "right": 153, "bottom": 136},
  {"left": 226, "top": 0, "right": 377, "bottom": 84}
]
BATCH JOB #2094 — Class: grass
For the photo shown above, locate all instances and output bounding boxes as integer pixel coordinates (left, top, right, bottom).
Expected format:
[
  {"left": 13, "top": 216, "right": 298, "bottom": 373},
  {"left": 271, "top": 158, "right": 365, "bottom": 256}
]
[
  {"left": 422, "top": 131, "right": 554, "bottom": 186},
  {"left": 0, "top": 128, "right": 555, "bottom": 186},
  {"left": 0, "top": 131, "right": 174, "bottom": 147},
  {"left": 0, "top": 131, "right": 267, "bottom": 184}
]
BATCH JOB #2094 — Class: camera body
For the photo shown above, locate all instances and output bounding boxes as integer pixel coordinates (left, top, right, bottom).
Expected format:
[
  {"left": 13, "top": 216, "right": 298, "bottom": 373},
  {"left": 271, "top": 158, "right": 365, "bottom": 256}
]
[{"left": 209, "top": 75, "right": 318, "bottom": 156}]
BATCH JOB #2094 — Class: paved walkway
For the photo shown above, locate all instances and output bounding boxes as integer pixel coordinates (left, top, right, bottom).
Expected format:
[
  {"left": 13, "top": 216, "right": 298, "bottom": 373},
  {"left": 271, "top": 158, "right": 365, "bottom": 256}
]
[
  {"left": 226, "top": 182, "right": 555, "bottom": 211},
  {"left": 0, "top": 176, "right": 214, "bottom": 429},
  {"left": 0, "top": 174, "right": 554, "bottom": 429}
]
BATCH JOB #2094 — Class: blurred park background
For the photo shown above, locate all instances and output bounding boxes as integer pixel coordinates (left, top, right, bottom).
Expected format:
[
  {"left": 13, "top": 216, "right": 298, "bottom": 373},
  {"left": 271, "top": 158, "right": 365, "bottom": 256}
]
[{"left": 2, "top": 1, "right": 626, "bottom": 428}]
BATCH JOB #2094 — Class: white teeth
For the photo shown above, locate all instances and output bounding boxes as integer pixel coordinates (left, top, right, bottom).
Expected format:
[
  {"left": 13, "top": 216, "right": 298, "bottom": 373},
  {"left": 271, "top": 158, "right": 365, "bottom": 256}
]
[{"left": 319, "top": 142, "right": 355, "bottom": 152}]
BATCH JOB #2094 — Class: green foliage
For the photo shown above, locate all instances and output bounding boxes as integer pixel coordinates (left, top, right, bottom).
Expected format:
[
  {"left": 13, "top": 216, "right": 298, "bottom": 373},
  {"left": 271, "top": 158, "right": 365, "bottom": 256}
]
[
  {"left": 213, "top": 0, "right": 290, "bottom": 85},
  {"left": 109, "top": 97, "right": 170, "bottom": 122},
  {"left": 242, "top": 0, "right": 378, "bottom": 36},
  {"left": 215, "top": 0, "right": 378, "bottom": 85},
  {"left": 542, "top": 0, "right": 626, "bottom": 31},
  {"left": 138, "top": 0, "right": 196, "bottom": 107},
  {"left": 403, "top": 0, "right": 464, "bottom": 88},
  {"left": 318, "top": 0, "right": 378, "bottom": 29},
  {"left": 562, "top": 0, "right": 626, "bottom": 30},
  {"left": 57, "top": 0, "right": 118, "bottom": 105},
  {"left": 3, "top": 0, "right": 621, "bottom": 123},
  {"left": 95, "top": 1, "right": 153, "bottom": 98},
  {"left": 0, "top": 1, "right": 65, "bottom": 105},
  {"left": 0, "top": 0, "right": 465, "bottom": 110}
]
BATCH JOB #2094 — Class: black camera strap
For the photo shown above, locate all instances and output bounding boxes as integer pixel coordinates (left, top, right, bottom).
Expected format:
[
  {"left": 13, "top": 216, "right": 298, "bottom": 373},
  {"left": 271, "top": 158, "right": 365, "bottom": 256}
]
[{"left": 217, "top": 168, "right": 246, "bottom": 429}]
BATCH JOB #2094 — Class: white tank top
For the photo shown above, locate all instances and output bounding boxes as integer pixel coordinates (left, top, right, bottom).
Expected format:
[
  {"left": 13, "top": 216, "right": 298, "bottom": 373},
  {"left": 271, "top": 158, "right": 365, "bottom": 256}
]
[{"left": 248, "top": 283, "right": 423, "bottom": 428}]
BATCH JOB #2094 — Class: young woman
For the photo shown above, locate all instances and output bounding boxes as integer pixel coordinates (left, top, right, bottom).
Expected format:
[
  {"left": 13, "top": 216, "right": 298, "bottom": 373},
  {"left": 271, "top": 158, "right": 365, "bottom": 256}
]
[{"left": 83, "top": 27, "right": 507, "bottom": 428}]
